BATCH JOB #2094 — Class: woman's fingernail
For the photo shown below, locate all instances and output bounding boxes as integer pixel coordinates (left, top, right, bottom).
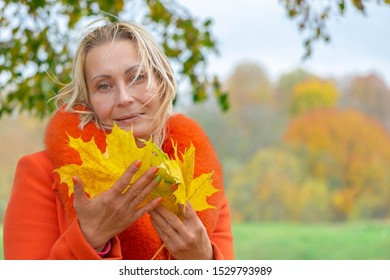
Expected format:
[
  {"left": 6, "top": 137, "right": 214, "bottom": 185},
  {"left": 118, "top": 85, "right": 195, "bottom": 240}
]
[
  {"left": 152, "top": 167, "right": 159, "bottom": 175},
  {"left": 157, "top": 197, "right": 163, "bottom": 204},
  {"left": 155, "top": 175, "right": 162, "bottom": 183},
  {"left": 135, "top": 160, "right": 142, "bottom": 168},
  {"left": 72, "top": 177, "right": 78, "bottom": 186}
]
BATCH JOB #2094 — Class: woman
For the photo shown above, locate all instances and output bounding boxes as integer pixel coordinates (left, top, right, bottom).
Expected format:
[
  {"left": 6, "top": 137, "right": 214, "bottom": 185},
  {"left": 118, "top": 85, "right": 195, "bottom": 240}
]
[{"left": 3, "top": 20, "right": 234, "bottom": 260}]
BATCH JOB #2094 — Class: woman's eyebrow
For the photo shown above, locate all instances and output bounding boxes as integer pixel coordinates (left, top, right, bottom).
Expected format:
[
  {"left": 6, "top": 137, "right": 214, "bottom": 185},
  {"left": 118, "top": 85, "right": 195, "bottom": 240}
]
[
  {"left": 90, "top": 65, "right": 142, "bottom": 82},
  {"left": 124, "top": 64, "right": 142, "bottom": 75},
  {"left": 91, "top": 74, "right": 111, "bottom": 82}
]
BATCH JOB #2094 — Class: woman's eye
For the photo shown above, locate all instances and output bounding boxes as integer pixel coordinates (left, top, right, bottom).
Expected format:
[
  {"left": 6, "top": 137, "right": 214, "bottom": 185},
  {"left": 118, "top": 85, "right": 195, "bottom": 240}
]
[
  {"left": 131, "top": 74, "right": 145, "bottom": 83},
  {"left": 98, "top": 83, "right": 110, "bottom": 91}
]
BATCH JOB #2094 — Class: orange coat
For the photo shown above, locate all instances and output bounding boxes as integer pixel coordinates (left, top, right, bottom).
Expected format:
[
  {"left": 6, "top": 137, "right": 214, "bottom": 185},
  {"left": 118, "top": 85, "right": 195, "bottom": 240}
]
[{"left": 3, "top": 108, "right": 234, "bottom": 260}]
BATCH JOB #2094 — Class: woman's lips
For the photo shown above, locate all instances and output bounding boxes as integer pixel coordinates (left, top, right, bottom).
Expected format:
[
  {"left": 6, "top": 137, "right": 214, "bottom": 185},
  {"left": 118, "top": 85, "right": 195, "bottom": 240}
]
[{"left": 115, "top": 113, "right": 143, "bottom": 123}]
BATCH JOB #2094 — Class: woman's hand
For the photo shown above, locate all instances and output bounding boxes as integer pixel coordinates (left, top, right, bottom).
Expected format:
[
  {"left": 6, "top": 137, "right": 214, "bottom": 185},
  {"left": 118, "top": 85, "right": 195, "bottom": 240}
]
[
  {"left": 150, "top": 203, "right": 214, "bottom": 260},
  {"left": 73, "top": 160, "right": 162, "bottom": 251}
]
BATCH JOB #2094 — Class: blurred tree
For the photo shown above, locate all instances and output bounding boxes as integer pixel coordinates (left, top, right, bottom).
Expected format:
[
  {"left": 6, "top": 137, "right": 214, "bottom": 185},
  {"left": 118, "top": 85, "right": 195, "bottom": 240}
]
[
  {"left": 227, "top": 147, "right": 333, "bottom": 222},
  {"left": 284, "top": 109, "right": 390, "bottom": 220},
  {"left": 222, "top": 62, "right": 286, "bottom": 160},
  {"left": 0, "top": 115, "right": 47, "bottom": 223},
  {"left": 227, "top": 148, "right": 305, "bottom": 221},
  {"left": 225, "top": 62, "right": 275, "bottom": 124},
  {"left": 226, "top": 62, "right": 273, "bottom": 111},
  {"left": 341, "top": 74, "right": 390, "bottom": 131},
  {"left": 0, "top": 0, "right": 227, "bottom": 118},
  {"left": 279, "top": 0, "right": 390, "bottom": 58},
  {"left": 276, "top": 68, "right": 317, "bottom": 112},
  {"left": 289, "top": 79, "right": 340, "bottom": 117}
]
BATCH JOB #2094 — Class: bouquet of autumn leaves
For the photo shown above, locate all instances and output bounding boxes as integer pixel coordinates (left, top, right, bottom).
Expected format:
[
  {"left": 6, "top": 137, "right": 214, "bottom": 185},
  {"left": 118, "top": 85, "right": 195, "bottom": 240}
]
[{"left": 54, "top": 124, "right": 219, "bottom": 216}]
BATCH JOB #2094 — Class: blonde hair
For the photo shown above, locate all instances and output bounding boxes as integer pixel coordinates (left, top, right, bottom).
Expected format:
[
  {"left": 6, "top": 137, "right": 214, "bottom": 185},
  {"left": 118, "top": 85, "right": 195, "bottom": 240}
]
[{"left": 55, "top": 19, "right": 177, "bottom": 147}]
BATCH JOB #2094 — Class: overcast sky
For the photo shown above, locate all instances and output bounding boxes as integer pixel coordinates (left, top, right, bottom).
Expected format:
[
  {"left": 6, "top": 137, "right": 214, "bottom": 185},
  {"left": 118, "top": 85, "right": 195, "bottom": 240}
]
[{"left": 178, "top": 0, "right": 390, "bottom": 87}]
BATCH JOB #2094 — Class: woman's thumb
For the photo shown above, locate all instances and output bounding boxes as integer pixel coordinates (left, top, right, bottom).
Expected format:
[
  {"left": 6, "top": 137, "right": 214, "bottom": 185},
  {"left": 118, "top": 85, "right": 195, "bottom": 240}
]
[{"left": 73, "top": 176, "right": 88, "bottom": 206}]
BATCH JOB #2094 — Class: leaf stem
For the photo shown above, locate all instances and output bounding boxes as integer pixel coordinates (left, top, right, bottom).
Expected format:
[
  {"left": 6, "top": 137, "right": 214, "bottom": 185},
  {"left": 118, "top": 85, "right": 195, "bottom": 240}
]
[{"left": 151, "top": 243, "right": 166, "bottom": 260}]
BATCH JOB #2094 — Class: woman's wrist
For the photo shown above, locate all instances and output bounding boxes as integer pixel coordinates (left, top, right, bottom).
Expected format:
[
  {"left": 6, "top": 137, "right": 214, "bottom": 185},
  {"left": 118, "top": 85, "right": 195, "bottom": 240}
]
[
  {"left": 95, "top": 240, "right": 111, "bottom": 257},
  {"left": 78, "top": 220, "right": 109, "bottom": 252},
  {"left": 93, "top": 242, "right": 107, "bottom": 252}
]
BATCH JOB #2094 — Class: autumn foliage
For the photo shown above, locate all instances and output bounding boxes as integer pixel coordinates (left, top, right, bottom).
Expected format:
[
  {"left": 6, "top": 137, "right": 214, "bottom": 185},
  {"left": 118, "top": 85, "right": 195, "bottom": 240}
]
[
  {"left": 228, "top": 108, "right": 390, "bottom": 222},
  {"left": 289, "top": 79, "right": 340, "bottom": 116},
  {"left": 284, "top": 109, "right": 390, "bottom": 220},
  {"left": 220, "top": 66, "right": 390, "bottom": 222}
]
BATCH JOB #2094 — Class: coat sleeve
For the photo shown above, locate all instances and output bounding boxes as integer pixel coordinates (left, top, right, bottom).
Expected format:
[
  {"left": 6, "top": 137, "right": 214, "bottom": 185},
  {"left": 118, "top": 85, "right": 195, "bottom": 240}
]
[
  {"left": 210, "top": 195, "right": 235, "bottom": 260},
  {"left": 3, "top": 152, "right": 122, "bottom": 260}
]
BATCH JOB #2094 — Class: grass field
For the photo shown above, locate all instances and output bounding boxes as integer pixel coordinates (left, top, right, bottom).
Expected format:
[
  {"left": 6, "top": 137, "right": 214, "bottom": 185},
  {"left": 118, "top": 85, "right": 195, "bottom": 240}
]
[
  {"left": 232, "top": 221, "right": 390, "bottom": 259},
  {"left": 1, "top": 221, "right": 390, "bottom": 260}
]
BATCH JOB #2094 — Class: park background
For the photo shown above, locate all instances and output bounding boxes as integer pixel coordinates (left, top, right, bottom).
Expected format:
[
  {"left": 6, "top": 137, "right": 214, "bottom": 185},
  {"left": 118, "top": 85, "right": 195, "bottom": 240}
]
[{"left": 1, "top": 0, "right": 390, "bottom": 259}]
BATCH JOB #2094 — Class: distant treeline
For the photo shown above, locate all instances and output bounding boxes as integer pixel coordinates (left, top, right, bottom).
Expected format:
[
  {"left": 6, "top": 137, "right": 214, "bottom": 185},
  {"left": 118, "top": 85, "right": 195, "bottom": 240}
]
[{"left": 2, "top": 64, "right": 390, "bottom": 223}]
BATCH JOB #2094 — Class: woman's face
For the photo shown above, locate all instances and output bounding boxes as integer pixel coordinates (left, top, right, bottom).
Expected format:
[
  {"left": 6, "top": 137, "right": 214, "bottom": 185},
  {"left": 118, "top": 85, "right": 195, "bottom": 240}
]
[{"left": 85, "top": 40, "right": 161, "bottom": 142}]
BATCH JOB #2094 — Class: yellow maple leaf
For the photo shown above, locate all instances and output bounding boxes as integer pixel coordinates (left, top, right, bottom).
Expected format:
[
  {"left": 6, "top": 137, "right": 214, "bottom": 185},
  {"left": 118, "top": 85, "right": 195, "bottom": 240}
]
[
  {"left": 54, "top": 123, "right": 218, "bottom": 214},
  {"left": 159, "top": 143, "right": 220, "bottom": 211}
]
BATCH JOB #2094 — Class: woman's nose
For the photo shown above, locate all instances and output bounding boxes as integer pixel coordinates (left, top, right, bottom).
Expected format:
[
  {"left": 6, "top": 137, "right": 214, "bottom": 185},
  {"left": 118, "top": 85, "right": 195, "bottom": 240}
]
[{"left": 116, "top": 83, "right": 135, "bottom": 106}]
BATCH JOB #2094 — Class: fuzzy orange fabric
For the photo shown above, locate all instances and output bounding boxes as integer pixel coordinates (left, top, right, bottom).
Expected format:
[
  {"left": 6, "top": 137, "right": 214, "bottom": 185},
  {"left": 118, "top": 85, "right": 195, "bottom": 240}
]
[{"left": 4, "top": 107, "right": 234, "bottom": 260}]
